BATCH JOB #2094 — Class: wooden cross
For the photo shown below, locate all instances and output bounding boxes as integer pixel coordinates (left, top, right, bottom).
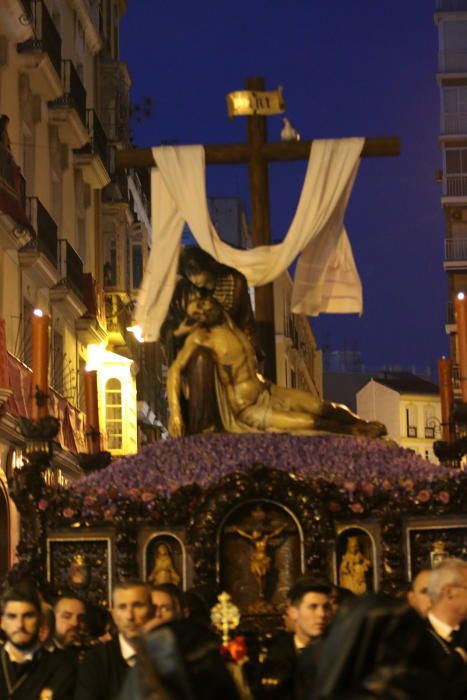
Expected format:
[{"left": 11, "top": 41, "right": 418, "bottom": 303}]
[{"left": 115, "top": 77, "right": 400, "bottom": 381}]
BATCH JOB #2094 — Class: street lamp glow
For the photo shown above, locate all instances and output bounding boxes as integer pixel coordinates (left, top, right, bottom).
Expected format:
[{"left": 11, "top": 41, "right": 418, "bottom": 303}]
[
  {"left": 33, "top": 308, "right": 43, "bottom": 317},
  {"left": 127, "top": 324, "right": 144, "bottom": 343},
  {"left": 458, "top": 292, "right": 465, "bottom": 301}
]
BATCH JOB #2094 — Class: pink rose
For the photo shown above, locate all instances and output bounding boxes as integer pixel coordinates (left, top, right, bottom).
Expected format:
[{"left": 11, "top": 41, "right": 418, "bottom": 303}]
[
  {"left": 382, "top": 479, "right": 393, "bottom": 491},
  {"left": 141, "top": 491, "right": 153, "bottom": 502},
  {"left": 437, "top": 490, "right": 450, "bottom": 504},
  {"left": 416, "top": 489, "right": 431, "bottom": 503},
  {"left": 361, "top": 483, "right": 374, "bottom": 496},
  {"left": 37, "top": 499, "right": 48, "bottom": 511},
  {"left": 343, "top": 481, "right": 356, "bottom": 492},
  {"left": 63, "top": 507, "right": 75, "bottom": 518},
  {"left": 84, "top": 496, "right": 97, "bottom": 506},
  {"left": 350, "top": 502, "right": 364, "bottom": 513},
  {"left": 402, "top": 480, "right": 414, "bottom": 491}
]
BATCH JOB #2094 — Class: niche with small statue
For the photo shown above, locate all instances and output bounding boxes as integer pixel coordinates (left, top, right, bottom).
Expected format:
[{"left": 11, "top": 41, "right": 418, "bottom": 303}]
[{"left": 219, "top": 501, "right": 303, "bottom": 614}]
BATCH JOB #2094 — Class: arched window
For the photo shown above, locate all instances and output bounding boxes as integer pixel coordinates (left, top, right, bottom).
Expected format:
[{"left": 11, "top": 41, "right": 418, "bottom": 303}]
[{"left": 105, "top": 378, "right": 122, "bottom": 450}]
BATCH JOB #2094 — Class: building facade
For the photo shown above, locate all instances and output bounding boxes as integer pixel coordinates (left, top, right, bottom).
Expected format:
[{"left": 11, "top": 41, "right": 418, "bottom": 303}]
[
  {"left": 435, "top": 1, "right": 467, "bottom": 378},
  {"left": 357, "top": 373, "right": 441, "bottom": 462},
  {"left": 0, "top": 0, "right": 159, "bottom": 575}
]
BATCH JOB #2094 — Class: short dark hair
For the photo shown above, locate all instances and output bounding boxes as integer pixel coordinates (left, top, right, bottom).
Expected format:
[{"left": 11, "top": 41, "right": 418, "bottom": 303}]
[
  {"left": 288, "top": 576, "right": 332, "bottom": 606},
  {"left": 1, "top": 585, "right": 42, "bottom": 615},
  {"left": 53, "top": 592, "right": 87, "bottom": 613},
  {"left": 112, "top": 580, "right": 152, "bottom": 605},
  {"left": 151, "top": 583, "right": 186, "bottom": 615}
]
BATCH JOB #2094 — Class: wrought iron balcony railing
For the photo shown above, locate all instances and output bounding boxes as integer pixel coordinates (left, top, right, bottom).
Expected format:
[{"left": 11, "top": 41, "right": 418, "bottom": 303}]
[
  {"left": 75, "top": 109, "right": 108, "bottom": 169},
  {"left": 57, "top": 239, "right": 84, "bottom": 299},
  {"left": 441, "top": 112, "right": 467, "bottom": 134},
  {"left": 445, "top": 174, "right": 467, "bottom": 197},
  {"left": 51, "top": 60, "right": 86, "bottom": 126},
  {"left": 24, "top": 197, "right": 58, "bottom": 268},
  {"left": 445, "top": 237, "right": 467, "bottom": 262},
  {"left": 17, "top": 0, "right": 62, "bottom": 79}
]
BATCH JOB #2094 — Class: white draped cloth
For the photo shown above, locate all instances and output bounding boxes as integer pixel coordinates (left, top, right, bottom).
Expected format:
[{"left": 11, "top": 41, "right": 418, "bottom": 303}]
[{"left": 135, "top": 138, "right": 364, "bottom": 341}]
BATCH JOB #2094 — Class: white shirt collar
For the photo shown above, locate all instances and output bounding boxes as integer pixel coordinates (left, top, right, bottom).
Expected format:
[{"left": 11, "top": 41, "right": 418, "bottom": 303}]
[
  {"left": 428, "top": 611, "right": 459, "bottom": 641},
  {"left": 3, "top": 641, "right": 40, "bottom": 664},
  {"left": 118, "top": 633, "right": 137, "bottom": 665}
]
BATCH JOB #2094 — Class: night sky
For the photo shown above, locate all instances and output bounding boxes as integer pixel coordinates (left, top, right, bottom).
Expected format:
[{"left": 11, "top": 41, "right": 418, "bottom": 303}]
[{"left": 121, "top": 1, "right": 447, "bottom": 373}]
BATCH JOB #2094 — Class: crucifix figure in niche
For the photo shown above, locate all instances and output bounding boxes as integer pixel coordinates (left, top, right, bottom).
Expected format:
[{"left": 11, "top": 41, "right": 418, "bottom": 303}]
[{"left": 235, "top": 523, "right": 286, "bottom": 599}]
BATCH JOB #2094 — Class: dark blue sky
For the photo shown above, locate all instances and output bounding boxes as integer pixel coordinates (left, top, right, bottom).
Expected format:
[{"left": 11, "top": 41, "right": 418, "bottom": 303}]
[{"left": 121, "top": 1, "right": 447, "bottom": 371}]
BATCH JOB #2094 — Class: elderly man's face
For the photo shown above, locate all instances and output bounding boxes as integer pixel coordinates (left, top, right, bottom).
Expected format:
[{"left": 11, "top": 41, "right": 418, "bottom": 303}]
[{"left": 445, "top": 566, "right": 467, "bottom": 625}]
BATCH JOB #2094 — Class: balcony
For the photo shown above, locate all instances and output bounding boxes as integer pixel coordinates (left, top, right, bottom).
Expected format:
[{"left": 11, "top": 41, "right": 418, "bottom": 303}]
[
  {"left": 17, "top": 0, "right": 62, "bottom": 101},
  {"left": 76, "top": 273, "right": 107, "bottom": 344},
  {"left": 48, "top": 60, "right": 89, "bottom": 148},
  {"left": 103, "top": 169, "right": 129, "bottom": 204},
  {"left": 438, "top": 50, "right": 467, "bottom": 74},
  {"left": 444, "top": 237, "right": 467, "bottom": 270},
  {"left": 74, "top": 110, "right": 111, "bottom": 189},
  {"left": 18, "top": 197, "right": 59, "bottom": 287},
  {"left": 50, "top": 239, "right": 86, "bottom": 319},
  {"left": 0, "top": 145, "right": 34, "bottom": 248},
  {"left": 442, "top": 174, "right": 467, "bottom": 201},
  {"left": 441, "top": 112, "right": 467, "bottom": 137}
]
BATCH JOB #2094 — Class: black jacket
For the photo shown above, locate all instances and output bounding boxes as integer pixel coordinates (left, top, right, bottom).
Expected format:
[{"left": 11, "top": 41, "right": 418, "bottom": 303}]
[
  {"left": 74, "top": 636, "right": 129, "bottom": 700},
  {"left": 0, "top": 645, "right": 75, "bottom": 700}
]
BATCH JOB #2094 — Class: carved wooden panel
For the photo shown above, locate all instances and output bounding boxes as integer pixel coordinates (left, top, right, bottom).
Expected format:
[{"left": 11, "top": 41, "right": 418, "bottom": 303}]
[
  {"left": 219, "top": 501, "right": 302, "bottom": 614},
  {"left": 405, "top": 519, "right": 467, "bottom": 579},
  {"left": 46, "top": 535, "right": 112, "bottom": 607}
]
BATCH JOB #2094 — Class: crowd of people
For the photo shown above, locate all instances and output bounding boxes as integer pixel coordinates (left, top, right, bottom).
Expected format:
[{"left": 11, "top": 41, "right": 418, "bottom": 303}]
[{"left": 0, "top": 557, "right": 466, "bottom": 699}]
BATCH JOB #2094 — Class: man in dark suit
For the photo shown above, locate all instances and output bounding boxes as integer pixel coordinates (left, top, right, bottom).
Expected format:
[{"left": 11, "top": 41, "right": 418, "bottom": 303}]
[
  {"left": 425, "top": 557, "right": 467, "bottom": 699},
  {"left": 0, "top": 585, "right": 75, "bottom": 699},
  {"left": 74, "top": 580, "right": 153, "bottom": 700},
  {"left": 261, "top": 577, "right": 333, "bottom": 699}
]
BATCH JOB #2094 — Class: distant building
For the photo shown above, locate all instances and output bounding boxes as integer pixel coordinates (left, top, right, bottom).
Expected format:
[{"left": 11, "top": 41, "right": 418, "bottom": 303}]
[
  {"left": 274, "top": 272, "right": 322, "bottom": 398},
  {"left": 434, "top": 1, "right": 467, "bottom": 377},
  {"left": 357, "top": 372, "right": 441, "bottom": 462},
  {"left": 181, "top": 197, "right": 250, "bottom": 249}
]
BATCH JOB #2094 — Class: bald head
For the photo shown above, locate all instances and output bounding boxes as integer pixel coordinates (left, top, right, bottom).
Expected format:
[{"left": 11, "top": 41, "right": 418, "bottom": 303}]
[{"left": 407, "top": 569, "right": 431, "bottom": 617}]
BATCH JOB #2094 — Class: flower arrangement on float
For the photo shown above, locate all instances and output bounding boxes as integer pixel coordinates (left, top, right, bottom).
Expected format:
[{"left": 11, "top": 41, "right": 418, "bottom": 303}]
[{"left": 35, "top": 433, "right": 467, "bottom": 527}]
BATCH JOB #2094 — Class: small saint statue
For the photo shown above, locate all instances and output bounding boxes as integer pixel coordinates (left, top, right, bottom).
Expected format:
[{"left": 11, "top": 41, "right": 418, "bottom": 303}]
[
  {"left": 339, "top": 535, "right": 372, "bottom": 595},
  {"left": 68, "top": 552, "right": 89, "bottom": 590},
  {"left": 430, "top": 540, "right": 448, "bottom": 568},
  {"left": 148, "top": 543, "right": 181, "bottom": 585},
  {"left": 235, "top": 524, "right": 286, "bottom": 599}
]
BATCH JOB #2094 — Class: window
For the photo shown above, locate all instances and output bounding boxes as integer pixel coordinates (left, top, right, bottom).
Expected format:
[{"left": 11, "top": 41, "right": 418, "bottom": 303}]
[
  {"left": 22, "top": 299, "right": 33, "bottom": 367},
  {"left": 103, "top": 234, "right": 118, "bottom": 287},
  {"left": 130, "top": 243, "right": 143, "bottom": 290},
  {"left": 105, "top": 378, "right": 122, "bottom": 450},
  {"left": 444, "top": 148, "right": 467, "bottom": 196},
  {"left": 52, "top": 330, "right": 64, "bottom": 395},
  {"left": 442, "top": 87, "right": 467, "bottom": 134},
  {"left": 406, "top": 406, "right": 417, "bottom": 438}
]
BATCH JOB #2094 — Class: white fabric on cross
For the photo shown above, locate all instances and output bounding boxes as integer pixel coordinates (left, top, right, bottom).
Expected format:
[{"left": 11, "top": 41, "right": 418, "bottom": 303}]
[{"left": 135, "top": 138, "right": 364, "bottom": 341}]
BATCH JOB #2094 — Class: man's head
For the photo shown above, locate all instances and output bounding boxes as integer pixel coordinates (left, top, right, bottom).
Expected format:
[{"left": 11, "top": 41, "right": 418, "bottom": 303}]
[
  {"left": 186, "top": 296, "right": 223, "bottom": 328},
  {"left": 1, "top": 586, "right": 42, "bottom": 651},
  {"left": 54, "top": 594, "right": 87, "bottom": 647},
  {"left": 427, "top": 557, "right": 467, "bottom": 627},
  {"left": 111, "top": 581, "right": 153, "bottom": 644},
  {"left": 407, "top": 569, "right": 431, "bottom": 618},
  {"left": 150, "top": 584, "right": 186, "bottom": 629},
  {"left": 287, "top": 577, "right": 333, "bottom": 645}
]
